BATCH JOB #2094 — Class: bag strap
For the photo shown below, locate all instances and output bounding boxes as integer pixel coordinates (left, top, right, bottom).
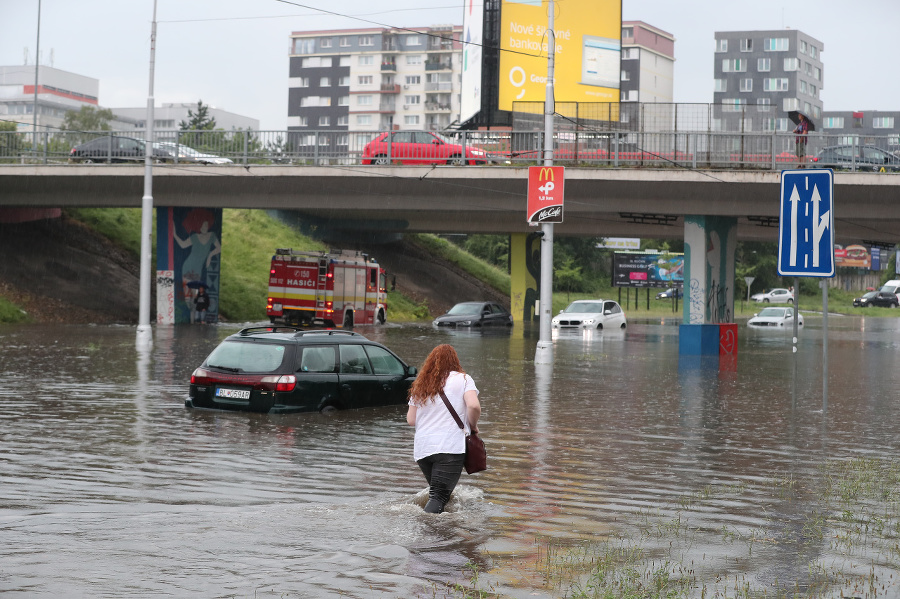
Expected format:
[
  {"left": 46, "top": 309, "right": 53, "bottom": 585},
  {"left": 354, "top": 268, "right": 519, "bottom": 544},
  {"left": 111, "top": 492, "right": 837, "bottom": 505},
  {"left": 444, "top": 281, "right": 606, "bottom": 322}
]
[{"left": 438, "top": 389, "right": 465, "bottom": 431}]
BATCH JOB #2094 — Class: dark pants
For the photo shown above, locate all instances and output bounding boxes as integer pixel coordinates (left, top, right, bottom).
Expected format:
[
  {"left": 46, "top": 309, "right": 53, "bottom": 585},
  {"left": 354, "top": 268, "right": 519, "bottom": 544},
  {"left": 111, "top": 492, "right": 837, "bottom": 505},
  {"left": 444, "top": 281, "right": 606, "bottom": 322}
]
[{"left": 417, "top": 453, "right": 465, "bottom": 513}]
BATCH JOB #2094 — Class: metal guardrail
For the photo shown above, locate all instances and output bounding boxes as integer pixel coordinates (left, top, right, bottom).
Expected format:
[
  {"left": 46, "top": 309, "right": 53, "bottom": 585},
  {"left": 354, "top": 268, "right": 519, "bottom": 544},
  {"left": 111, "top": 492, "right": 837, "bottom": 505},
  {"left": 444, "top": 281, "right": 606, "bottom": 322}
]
[{"left": 2, "top": 128, "right": 898, "bottom": 172}]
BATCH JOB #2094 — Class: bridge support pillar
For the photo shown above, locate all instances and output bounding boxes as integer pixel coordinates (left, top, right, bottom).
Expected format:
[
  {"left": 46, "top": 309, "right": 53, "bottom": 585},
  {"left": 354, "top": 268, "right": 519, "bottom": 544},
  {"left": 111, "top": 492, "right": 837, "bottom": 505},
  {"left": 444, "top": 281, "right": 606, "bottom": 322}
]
[
  {"left": 510, "top": 232, "right": 542, "bottom": 323},
  {"left": 155, "top": 207, "right": 222, "bottom": 325},
  {"left": 680, "top": 215, "right": 737, "bottom": 358}
]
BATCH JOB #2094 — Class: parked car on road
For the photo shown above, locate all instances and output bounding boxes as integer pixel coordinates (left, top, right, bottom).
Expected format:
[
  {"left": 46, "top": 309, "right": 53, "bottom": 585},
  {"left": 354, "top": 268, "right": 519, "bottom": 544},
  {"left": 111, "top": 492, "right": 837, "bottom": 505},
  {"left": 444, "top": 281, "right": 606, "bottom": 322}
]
[
  {"left": 155, "top": 142, "right": 233, "bottom": 164},
  {"left": 551, "top": 299, "right": 626, "bottom": 330},
  {"left": 186, "top": 328, "right": 417, "bottom": 414},
  {"left": 655, "top": 287, "right": 682, "bottom": 300},
  {"left": 853, "top": 290, "right": 899, "bottom": 308},
  {"left": 432, "top": 302, "right": 513, "bottom": 327},
  {"left": 748, "top": 306, "right": 804, "bottom": 328},
  {"left": 361, "top": 131, "right": 490, "bottom": 165},
  {"left": 69, "top": 136, "right": 171, "bottom": 163},
  {"left": 754, "top": 288, "right": 794, "bottom": 303},
  {"left": 813, "top": 145, "right": 900, "bottom": 172}
]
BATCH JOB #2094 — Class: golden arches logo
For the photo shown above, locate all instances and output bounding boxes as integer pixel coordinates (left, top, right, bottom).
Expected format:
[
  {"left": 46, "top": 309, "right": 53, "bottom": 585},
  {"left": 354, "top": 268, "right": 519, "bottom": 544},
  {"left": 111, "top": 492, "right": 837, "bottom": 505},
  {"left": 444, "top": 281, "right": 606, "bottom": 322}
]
[{"left": 538, "top": 167, "right": 555, "bottom": 181}]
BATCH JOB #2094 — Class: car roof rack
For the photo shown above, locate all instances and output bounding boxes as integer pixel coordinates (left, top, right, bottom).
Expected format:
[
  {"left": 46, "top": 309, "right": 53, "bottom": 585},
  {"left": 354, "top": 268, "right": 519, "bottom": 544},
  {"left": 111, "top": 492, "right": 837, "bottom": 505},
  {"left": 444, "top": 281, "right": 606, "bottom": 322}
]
[
  {"left": 293, "top": 330, "right": 366, "bottom": 338},
  {"left": 237, "top": 325, "right": 303, "bottom": 336}
]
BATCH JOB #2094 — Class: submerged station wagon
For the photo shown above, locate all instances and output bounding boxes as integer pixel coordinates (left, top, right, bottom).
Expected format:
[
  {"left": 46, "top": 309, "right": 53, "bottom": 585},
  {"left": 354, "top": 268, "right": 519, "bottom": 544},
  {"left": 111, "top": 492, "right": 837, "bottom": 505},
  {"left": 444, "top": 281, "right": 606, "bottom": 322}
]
[{"left": 186, "top": 328, "right": 417, "bottom": 414}]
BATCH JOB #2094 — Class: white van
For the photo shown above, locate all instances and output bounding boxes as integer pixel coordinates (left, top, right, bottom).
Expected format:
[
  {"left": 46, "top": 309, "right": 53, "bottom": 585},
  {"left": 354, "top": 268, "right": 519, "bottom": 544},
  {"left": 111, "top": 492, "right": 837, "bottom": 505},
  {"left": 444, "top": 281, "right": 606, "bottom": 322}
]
[{"left": 880, "top": 280, "right": 900, "bottom": 301}]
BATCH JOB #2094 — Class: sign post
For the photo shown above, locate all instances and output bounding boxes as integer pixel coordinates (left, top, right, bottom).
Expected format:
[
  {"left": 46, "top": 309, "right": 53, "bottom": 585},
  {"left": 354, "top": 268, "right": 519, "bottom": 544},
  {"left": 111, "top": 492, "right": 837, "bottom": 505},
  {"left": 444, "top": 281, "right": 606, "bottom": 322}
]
[
  {"left": 778, "top": 168, "right": 834, "bottom": 407},
  {"left": 743, "top": 276, "right": 755, "bottom": 303}
]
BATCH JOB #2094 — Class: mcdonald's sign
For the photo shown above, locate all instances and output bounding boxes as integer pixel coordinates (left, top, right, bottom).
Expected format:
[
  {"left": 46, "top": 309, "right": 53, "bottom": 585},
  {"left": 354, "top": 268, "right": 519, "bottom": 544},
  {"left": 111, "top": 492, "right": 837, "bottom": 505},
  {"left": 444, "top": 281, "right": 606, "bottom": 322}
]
[{"left": 527, "top": 166, "right": 565, "bottom": 224}]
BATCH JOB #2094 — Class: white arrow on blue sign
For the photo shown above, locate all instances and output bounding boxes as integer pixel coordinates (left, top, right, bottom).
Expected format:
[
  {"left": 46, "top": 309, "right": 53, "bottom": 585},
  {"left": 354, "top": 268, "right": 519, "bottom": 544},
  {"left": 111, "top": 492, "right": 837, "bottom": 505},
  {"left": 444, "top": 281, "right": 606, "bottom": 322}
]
[{"left": 778, "top": 169, "right": 835, "bottom": 277}]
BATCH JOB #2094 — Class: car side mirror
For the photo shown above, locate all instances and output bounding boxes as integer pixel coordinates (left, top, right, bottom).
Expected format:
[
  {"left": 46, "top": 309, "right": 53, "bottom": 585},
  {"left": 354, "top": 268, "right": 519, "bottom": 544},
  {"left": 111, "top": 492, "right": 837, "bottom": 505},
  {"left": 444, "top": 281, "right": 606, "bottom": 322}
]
[
  {"left": 407, "top": 366, "right": 417, "bottom": 376},
  {"left": 432, "top": 139, "right": 441, "bottom": 145},
  {"left": 604, "top": 310, "right": 611, "bottom": 315}
]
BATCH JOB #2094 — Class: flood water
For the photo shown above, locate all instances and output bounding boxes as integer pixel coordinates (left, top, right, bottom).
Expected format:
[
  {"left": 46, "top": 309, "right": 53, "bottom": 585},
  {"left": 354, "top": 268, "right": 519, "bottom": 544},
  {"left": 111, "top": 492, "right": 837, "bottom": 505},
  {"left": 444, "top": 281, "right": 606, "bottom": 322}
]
[{"left": 2, "top": 317, "right": 900, "bottom": 598}]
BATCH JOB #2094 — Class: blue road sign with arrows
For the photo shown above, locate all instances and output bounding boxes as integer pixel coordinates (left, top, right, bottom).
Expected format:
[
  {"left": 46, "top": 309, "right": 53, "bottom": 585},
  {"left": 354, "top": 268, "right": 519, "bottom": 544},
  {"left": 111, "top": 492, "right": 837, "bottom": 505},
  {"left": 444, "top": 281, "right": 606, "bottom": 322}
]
[{"left": 778, "top": 169, "right": 835, "bottom": 277}]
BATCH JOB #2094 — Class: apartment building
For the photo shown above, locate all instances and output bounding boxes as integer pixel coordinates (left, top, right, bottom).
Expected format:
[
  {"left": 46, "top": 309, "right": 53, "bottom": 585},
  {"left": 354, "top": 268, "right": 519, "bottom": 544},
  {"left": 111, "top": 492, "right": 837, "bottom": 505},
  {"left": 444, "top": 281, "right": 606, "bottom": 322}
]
[
  {"left": 287, "top": 25, "right": 463, "bottom": 140},
  {"left": 713, "top": 29, "right": 824, "bottom": 132},
  {"left": 620, "top": 21, "right": 675, "bottom": 104}
]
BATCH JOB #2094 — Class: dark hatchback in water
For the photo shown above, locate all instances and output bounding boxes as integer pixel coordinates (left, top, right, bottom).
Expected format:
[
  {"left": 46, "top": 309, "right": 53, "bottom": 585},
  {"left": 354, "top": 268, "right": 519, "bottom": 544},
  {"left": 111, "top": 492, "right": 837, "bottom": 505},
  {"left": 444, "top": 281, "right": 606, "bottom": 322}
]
[{"left": 186, "top": 328, "right": 417, "bottom": 414}]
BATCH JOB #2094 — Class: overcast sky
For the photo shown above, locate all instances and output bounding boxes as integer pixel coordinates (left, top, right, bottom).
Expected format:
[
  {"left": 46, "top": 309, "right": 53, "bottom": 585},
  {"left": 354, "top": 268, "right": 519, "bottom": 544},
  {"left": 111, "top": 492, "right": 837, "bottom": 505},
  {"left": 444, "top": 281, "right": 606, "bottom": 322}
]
[{"left": 3, "top": 0, "right": 898, "bottom": 130}]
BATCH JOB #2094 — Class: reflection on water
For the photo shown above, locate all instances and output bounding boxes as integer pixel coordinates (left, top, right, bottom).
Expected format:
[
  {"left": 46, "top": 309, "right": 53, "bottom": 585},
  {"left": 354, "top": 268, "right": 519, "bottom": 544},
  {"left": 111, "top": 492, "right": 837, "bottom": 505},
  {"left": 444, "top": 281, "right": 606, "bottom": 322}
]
[{"left": 1, "top": 318, "right": 900, "bottom": 596}]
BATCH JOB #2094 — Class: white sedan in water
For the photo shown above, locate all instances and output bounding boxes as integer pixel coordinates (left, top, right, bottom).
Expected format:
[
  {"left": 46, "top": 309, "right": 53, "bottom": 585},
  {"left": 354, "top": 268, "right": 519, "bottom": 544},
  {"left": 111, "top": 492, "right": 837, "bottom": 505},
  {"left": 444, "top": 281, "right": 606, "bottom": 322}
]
[
  {"left": 551, "top": 299, "right": 626, "bottom": 330},
  {"left": 747, "top": 306, "right": 804, "bottom": 328}
]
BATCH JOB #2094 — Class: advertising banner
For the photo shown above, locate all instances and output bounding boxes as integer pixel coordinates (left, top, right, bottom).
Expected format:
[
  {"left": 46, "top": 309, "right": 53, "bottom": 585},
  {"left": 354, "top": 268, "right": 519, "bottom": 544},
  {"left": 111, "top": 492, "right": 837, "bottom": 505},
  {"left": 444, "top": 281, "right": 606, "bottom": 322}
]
[
  {"left": 460, "top": 0, "right": 484, "bottom": 123},
  {"left": 612, "top": 251, "right": 684, "bottom": 288},
  {"left": 833, "top": 244, "right": 872, "bottom": 269},
  {"left": 499, "top": 0, "right": 622, "bottom": 111}
]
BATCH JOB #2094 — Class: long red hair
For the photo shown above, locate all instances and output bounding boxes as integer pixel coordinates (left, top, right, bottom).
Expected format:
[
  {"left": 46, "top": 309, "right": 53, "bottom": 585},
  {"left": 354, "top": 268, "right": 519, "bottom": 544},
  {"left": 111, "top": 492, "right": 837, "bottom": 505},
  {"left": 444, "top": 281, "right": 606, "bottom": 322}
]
[{"left": 409, "top": 344, "right": 465, "bottom": 405}]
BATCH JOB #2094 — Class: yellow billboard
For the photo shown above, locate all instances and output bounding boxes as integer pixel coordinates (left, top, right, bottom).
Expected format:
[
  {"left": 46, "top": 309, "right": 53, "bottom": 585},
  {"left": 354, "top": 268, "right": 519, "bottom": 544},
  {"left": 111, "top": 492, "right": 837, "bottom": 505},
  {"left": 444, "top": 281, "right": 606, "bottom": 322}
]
[{"left": 499, "top": 0, "right": 621, "bottom": 111}]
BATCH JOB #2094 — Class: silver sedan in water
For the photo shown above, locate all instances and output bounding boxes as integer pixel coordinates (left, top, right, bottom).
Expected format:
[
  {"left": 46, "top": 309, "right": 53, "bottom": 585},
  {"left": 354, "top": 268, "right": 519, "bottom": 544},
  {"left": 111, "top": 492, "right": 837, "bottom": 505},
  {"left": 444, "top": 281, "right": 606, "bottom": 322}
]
[{"left": 747, "top": 306, "right": 803, "bottom": 328}]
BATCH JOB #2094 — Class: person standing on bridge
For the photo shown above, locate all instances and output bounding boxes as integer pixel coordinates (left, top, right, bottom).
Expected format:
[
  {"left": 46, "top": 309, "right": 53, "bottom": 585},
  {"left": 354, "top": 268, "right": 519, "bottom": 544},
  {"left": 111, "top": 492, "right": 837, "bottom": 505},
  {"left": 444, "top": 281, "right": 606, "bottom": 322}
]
[
  {"left": 793, "top": 113, "right": 809, "bottom": 167},
  {"left": 407, "top": 344, "right": 481, "bottom": 514}
]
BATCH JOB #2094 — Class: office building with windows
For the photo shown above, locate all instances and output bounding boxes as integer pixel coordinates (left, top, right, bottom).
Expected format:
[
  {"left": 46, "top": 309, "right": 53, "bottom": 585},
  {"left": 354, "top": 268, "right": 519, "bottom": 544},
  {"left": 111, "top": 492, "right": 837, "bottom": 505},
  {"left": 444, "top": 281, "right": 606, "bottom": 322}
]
[
  {"left": 0, "top": 65, "right": 108, "bottom": 132},
  {"left": 287, "top": 25, "right": 463, "bottom": 142},
  {"left": 620, "top": 22, "right": 675, "bottom": 104},
  {"left": 713, "top": 29, "right": 824, "bottom": 132}
]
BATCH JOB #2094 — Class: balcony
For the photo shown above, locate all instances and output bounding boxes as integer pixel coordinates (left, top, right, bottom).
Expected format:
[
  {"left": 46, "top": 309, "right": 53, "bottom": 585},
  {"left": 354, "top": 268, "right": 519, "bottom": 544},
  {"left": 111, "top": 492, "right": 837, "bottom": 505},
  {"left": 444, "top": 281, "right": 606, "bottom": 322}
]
[
  {"left": 427, "top": 39, "right": 455, "bottom": 52},
  {"left": 424, "top": 102, "right": 452, "bottom": 113},
  {"left": 381, "top": 62, "right": 397, "bottom": 73},
  {"left": 425, "top": 82, "right": 453, "bottom": 92},
  {"left": 425, "top": 61, "right": 452, "bottom": 72},
  {"left": 380, "top": 84, "right": 400, "bottom": 94}
]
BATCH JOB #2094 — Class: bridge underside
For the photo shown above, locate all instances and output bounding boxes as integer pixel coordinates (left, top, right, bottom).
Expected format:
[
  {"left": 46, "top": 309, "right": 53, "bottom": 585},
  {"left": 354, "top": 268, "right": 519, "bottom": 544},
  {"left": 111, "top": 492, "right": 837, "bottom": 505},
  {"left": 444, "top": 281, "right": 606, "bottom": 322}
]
[{"left": 2, "top": 165, "right": 899, "bottom": 244}]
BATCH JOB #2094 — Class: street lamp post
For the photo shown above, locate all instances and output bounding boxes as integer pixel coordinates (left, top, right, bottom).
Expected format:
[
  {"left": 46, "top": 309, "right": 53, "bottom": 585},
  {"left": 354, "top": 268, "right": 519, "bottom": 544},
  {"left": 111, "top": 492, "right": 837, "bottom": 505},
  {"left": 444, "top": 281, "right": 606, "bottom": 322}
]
[
  {"left": 534, "top": 0, "right": 556, "bottom": 364},
  {"left": 136, "top": 0, "right": 158, "bottom": 348}
]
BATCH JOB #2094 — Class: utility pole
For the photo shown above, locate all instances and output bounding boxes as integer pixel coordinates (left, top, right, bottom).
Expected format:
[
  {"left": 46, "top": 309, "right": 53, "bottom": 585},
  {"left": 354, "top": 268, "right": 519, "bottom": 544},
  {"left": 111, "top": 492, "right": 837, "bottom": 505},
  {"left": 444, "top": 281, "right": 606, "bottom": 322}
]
[
  {"left": 534, "top": 0, "right": 556, "bottom": 364},
  {"left": 137, "top": 0, "right": 158, "bottom": 348},
  {"left": 32, "top": 0, "right": 41, "bottom": 141}
]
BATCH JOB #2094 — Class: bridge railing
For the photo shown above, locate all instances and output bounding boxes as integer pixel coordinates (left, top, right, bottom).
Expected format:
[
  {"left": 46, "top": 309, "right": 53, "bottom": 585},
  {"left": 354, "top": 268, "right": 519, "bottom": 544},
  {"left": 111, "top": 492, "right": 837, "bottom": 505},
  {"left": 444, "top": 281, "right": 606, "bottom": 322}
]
[{"left": 2, "top": 128, "right": 898, "bottom": 172}]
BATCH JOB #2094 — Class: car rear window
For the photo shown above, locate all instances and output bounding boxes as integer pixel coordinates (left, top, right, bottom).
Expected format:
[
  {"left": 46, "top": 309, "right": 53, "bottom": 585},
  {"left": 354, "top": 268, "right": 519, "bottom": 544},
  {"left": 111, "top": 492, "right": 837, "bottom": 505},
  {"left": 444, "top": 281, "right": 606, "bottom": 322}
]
[{"left": 206, "top": 341, "right": 287, "bottom": 373}]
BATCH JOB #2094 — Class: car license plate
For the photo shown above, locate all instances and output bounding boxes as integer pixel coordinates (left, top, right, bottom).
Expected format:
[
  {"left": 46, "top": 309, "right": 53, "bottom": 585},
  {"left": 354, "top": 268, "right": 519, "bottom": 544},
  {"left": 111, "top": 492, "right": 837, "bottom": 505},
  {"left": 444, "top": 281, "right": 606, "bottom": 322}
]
[{"left": 216, "top": 388, "right": 250, "bottom": 400}]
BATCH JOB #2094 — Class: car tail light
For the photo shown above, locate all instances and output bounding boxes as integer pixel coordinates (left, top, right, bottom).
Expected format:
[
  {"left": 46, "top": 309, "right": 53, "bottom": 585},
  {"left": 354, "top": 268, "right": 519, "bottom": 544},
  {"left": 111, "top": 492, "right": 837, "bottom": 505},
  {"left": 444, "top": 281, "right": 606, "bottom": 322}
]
[
  {"left": 190, "top": 368, "right": 211, "bottom": 385},
  {"left": 275, "top": 375, "right": 296, "bottom": 392}
]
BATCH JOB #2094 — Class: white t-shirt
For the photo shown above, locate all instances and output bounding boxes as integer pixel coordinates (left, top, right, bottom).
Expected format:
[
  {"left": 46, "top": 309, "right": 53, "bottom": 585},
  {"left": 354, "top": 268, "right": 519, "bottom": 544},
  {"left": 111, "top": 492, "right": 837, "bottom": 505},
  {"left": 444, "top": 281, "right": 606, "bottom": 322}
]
[{"left": 410, "top": 371, "right": 479, "bottom": 461}]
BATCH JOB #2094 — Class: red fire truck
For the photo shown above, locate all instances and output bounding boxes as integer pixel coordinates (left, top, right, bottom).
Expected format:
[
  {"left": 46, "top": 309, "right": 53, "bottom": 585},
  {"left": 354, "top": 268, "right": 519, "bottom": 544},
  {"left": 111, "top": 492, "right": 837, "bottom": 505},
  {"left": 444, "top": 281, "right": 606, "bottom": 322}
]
[{"left": 266, "top": 249, "right": 387, "bottom": 327}]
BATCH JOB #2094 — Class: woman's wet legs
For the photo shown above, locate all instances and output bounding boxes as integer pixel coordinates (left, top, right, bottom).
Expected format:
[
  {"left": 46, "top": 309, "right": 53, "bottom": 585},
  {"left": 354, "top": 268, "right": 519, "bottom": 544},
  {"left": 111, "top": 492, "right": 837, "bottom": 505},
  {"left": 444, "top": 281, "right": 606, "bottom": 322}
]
[{"left": 417, "top": 453, "right": 465, "bottom": 513}]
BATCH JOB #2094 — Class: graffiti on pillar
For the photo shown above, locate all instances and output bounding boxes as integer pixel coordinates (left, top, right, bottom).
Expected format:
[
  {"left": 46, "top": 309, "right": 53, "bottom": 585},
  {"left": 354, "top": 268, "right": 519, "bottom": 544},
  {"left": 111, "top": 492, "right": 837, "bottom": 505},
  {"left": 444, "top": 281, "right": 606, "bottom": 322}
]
[
  {"left": 688, "top": 278, "right": 704, "bottom": 324},
  {"left": 156, "top": 270, "right": 175, "bottom": 324},
  {"left": 720, "top": 325, "right": 737, "bottom": 355},
  {"left": 706, "top": 280, "right": 731, "bottom": 323}
]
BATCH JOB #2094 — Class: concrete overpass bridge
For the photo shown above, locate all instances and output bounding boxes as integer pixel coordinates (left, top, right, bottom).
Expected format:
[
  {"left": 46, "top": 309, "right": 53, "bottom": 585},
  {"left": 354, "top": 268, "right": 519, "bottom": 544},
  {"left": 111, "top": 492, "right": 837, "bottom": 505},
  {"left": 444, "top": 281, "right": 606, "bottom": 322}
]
[{"left": 2, "top": 164, "right": 900, "bottom": 244}]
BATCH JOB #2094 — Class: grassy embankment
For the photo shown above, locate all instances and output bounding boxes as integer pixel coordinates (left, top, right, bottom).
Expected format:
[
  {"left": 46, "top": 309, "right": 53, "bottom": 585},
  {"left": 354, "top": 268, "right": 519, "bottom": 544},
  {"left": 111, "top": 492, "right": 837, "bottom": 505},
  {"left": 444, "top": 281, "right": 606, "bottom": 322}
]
[{"left": 0, "top": 208, "right": 430, "bottom": 324}]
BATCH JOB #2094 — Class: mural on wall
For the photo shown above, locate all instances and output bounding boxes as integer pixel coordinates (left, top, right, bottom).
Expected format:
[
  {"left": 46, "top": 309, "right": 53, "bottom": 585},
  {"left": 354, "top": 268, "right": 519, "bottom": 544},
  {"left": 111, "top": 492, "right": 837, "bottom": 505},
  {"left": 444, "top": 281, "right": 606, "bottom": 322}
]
[
  {"left": 156, "top": 207, "right": 222, "bottom": 324},
  {"left": 684, "top": 216, "right": 736, "bottom": 325},
  {"left": 510, "top": 232, "right": 542, "bottom": 322}
]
